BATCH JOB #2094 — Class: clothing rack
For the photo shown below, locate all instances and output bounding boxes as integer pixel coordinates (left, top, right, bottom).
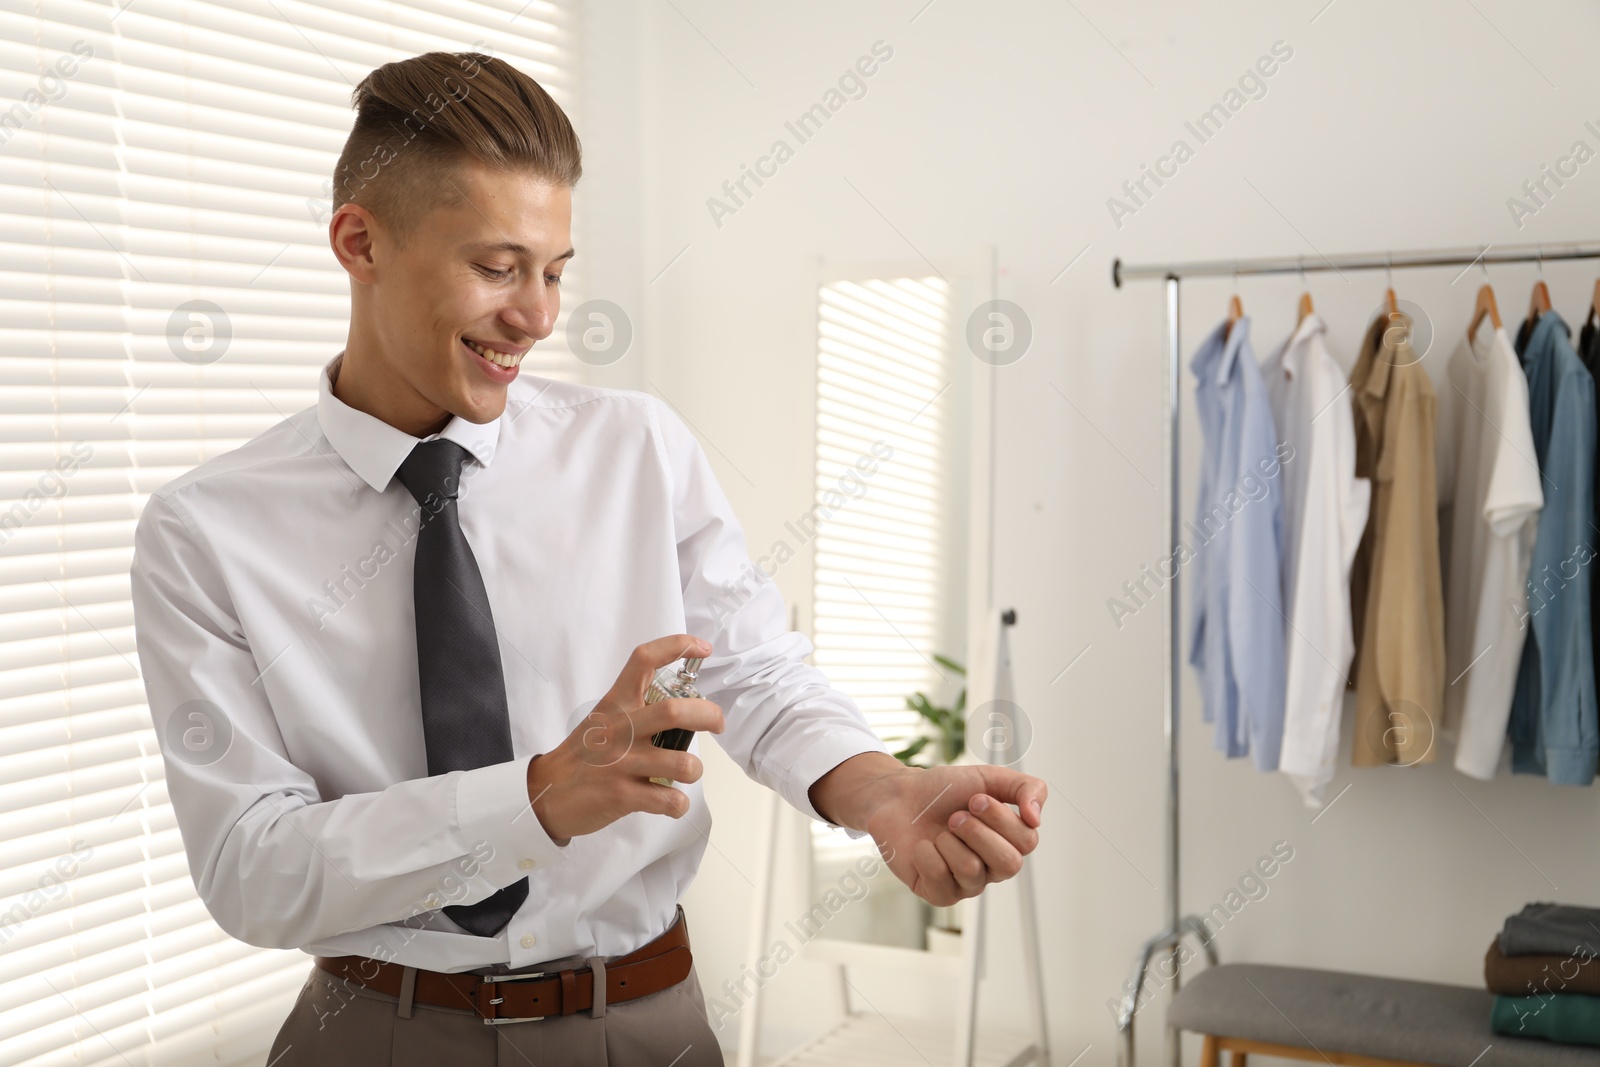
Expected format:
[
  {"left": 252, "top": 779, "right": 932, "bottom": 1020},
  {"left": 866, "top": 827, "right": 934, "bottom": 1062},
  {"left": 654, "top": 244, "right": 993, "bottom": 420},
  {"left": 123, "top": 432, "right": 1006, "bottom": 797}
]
[{"left": 1108, "top": 238, "right": 1600, "bottom": 1067}]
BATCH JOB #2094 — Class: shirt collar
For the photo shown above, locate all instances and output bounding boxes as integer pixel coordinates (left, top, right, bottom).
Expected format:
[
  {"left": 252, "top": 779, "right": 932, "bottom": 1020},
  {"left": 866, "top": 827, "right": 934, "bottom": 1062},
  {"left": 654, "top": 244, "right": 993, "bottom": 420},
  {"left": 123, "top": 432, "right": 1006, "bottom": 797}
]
[
  {"left": 1190, "top": 315, "right": 1252, "bottom": 385},
  {"left": 1467, "top": 316, "right": 1503, "bottom": 368},
  {"left": 1278, "top": 312, "right": 1325, "bottom": 379},
  {"left": 1215, "top": 314, "right": 1250, "bottom": 384},
  {"left": 316, "top": 352, "right": 502, "bottom": 494},
  {"left": 1519, "top": 309, "right": 1571, "bottom": 368},
  {"left": 1354, "top": 310, "right": 1415, "bottom": 401}
]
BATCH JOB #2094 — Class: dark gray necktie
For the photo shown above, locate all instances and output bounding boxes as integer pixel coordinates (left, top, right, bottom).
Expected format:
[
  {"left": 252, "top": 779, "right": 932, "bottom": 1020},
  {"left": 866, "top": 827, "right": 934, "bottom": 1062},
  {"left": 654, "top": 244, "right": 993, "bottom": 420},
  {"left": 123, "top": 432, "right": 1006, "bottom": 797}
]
[{"left": 395, "top": 438, "right": 527, "bottom": 937}]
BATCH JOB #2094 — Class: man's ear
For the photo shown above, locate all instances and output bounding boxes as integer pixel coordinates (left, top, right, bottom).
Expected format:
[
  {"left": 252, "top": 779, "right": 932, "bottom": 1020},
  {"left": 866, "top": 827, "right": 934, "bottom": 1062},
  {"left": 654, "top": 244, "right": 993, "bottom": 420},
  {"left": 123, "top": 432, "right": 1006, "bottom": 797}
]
[{"left": 329, "top": 203, "right": 380, "bottom": 285}]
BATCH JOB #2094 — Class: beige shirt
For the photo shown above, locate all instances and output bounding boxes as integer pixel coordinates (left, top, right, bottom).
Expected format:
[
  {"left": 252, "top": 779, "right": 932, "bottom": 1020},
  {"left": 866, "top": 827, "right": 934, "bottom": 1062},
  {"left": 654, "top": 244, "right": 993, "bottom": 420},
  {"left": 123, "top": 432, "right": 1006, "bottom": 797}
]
[{"left": 1348, "top": 311, "right": 1446, "bottom": 766}]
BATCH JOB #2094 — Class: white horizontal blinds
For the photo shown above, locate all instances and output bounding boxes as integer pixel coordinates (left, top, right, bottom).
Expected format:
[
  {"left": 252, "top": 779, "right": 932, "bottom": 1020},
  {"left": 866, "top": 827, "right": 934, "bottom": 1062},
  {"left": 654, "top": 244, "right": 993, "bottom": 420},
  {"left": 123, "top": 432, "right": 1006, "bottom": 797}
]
[
  {"left": 811, "top": 277, "right": 951, "bottom": 847},
  {"left": 0, "top": 2, "right": 580, "bottom": 1065}
]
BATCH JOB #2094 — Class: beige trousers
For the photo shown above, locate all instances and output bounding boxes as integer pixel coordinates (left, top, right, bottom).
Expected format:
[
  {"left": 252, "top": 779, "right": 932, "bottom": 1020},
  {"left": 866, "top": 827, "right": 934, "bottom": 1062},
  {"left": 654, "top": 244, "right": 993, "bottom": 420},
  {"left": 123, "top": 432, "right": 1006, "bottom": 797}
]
[{"left": 266, "top": 938, "right": 724, "bottom": 1066}]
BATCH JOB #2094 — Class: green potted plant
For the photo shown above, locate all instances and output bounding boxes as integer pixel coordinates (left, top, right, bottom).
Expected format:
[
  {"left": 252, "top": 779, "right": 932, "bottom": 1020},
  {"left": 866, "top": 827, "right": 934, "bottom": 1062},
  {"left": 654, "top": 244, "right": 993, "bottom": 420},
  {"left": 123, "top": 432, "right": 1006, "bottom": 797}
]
[
  {"left": 892, "top": 653, "right": 968, "bottom": 950},
  {"left": 892, "top": 653, "right": 967, "bottom": 768}
]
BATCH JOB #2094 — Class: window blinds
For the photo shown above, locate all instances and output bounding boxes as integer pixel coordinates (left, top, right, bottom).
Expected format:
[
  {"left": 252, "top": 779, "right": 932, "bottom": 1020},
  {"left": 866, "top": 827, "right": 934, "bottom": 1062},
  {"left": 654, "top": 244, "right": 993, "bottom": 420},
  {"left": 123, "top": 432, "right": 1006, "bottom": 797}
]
[
  {"left": 0, "top": 2, "right": 581, "bottom": 1064},
  {"left": 810, "top": 277, "right": 953, "bottom": 853}
]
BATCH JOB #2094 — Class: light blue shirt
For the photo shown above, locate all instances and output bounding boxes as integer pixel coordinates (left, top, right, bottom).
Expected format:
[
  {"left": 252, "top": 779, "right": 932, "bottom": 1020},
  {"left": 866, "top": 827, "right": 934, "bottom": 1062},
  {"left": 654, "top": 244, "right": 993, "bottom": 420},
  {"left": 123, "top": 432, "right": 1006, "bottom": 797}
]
[
  {"left": 1510, "top": 310, "right": 1597, "bottom": 785},
  {"left": 1188, "top": 316, "right": 1288, "bottom": 770}
]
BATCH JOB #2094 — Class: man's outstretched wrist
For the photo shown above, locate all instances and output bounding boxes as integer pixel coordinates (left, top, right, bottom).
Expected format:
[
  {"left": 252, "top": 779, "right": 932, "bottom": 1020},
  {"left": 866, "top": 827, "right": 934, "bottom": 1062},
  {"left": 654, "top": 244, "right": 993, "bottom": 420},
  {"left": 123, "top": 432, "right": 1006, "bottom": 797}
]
[{"left": 808, "top": 751, "right": 907, "bottom": 832}]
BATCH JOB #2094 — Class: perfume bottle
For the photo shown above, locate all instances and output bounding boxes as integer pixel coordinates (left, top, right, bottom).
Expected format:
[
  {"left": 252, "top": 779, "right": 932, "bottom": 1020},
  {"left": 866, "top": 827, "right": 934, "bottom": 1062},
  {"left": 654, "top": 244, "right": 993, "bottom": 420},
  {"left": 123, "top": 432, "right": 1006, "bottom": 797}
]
[{"left": 642, "top": 656, "right": 704, "bottom": 786}]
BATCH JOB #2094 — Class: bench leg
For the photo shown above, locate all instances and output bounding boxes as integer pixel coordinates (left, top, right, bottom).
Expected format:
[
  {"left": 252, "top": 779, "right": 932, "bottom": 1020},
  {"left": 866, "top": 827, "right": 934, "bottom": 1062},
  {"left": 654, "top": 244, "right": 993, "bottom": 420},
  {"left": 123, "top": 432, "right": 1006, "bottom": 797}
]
[
  {"left": 1200, "top": 1034, "right": 1219, "bottom": 1067},
  {"left": 1229, "top": 1052, "right": 1247, "bottom": 1067}
]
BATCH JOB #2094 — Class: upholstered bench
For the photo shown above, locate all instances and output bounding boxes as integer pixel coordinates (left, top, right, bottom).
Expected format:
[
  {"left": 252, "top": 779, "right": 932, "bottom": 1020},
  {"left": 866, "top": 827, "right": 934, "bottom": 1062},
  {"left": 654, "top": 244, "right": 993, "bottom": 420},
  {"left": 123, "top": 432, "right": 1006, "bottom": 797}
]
[{"left": 1167, "top": 963, "right": 1600, "bottom": 1066}]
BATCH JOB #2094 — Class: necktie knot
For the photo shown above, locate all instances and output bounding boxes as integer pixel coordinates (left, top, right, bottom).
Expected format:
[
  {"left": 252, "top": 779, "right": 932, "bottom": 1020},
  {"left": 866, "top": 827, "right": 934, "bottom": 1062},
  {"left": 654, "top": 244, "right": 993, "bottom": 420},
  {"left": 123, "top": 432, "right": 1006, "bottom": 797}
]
[{"left": 396, "top": 438, "right": 470, "bottom": 506}]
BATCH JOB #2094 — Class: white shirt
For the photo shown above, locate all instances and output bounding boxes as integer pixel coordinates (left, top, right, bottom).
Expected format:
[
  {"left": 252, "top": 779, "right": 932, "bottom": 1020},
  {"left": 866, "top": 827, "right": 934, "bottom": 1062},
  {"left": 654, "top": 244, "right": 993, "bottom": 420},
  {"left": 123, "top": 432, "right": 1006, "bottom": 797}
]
[
  {"left": 129, "top": 355, "right": 889, "bottom": 973},
  {"left": 1436, "top": 323, "right": 1543, "bottom": 779},
  {"left": 1262, "top": 314, "right": 1371, "bottom": 807}
]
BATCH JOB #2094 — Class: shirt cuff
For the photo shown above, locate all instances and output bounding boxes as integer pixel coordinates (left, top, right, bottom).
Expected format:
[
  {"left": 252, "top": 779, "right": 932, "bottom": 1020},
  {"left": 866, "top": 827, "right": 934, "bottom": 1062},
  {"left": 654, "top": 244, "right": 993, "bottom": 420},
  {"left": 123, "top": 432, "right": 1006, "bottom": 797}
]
[
  {"left": 455, "top": 755, "right": 571, "bottom": 888},
  {"left": 787, "top": 732, "right": 895, "bottom": 842}
]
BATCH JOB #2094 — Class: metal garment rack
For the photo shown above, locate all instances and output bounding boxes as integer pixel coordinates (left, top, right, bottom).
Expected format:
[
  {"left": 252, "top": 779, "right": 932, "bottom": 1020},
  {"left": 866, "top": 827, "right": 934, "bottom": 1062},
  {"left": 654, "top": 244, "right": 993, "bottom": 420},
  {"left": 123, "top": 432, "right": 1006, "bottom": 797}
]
[{"left": 1108, "top": 238, "right": 1600, "bottom": 1067}]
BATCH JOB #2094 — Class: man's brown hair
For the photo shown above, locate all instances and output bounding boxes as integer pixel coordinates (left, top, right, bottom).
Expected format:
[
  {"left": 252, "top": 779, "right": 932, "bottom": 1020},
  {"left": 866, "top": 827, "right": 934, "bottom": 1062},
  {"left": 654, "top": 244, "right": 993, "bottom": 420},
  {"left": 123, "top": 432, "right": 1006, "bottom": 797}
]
[{"left": 331, "top": 51, "right": 582, "bottom": 247}]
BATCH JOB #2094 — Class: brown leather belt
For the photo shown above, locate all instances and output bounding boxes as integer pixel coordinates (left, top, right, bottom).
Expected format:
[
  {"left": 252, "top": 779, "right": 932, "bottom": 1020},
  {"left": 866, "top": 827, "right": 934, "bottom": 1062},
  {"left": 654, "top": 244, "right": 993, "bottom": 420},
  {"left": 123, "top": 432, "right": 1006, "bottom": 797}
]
[{"left": 314, "top": 908, "right": 692, "bottom": 1025}]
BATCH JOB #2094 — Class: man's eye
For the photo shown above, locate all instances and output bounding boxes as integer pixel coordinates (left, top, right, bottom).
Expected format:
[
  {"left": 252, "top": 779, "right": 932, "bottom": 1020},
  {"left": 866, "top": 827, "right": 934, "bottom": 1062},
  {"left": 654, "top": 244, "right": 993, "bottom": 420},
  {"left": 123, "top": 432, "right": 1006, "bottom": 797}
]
[
  {"left": 476, "top": 265, "right": 511, "bottom": 280},
  {"left": 546, "top": 274, "right": 563, "bottom": 287}
]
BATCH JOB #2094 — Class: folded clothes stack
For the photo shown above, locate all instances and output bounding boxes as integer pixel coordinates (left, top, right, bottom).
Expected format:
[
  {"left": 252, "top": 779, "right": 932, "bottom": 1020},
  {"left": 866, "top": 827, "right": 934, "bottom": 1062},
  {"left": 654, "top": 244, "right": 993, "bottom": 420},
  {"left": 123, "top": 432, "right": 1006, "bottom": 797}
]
[{"left": 1486, "top": 903, "right": 1600, "bottom": 1047}]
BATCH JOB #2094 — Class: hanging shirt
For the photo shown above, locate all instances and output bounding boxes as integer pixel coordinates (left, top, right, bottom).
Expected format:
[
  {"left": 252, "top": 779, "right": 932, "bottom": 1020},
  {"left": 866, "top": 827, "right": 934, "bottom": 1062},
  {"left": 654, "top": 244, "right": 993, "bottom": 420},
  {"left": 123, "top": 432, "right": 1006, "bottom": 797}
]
[
  {"left": 1509, "top": 311, "right": 1598, "bottom": 785},
  {"left": 1262, "top": 313, "right": 1370, "bottom": 806},
  {"left": 1348, "top": 310, "right": 1445, "bottom": 767},
  {"left": 1188, "top": 316, "right": 1287, "bottom": 770},
  {"left": 1579, "top": 311, "right": 1600, "bottom": 725},
  {"left": 1435, "top": 322, "right": 1543, "bottom": 779}
]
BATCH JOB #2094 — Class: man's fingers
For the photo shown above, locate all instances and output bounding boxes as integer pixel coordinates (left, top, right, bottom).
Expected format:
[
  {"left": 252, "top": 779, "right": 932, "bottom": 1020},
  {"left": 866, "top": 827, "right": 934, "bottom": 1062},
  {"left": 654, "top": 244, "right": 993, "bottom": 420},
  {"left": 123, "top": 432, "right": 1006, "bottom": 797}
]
[
  {"left": 628, "top": 747, "right": 704, "bottom": 786},
  {"left": 628, "top": 778, "right": 690, "bottom": 818},
  {"left": 912, "top": 837, "right": 960, "bottom": 907},
  {"left": 949, "top": 804, "right": 1025, "bottom": 879},
  {"left": 976, "top": 766, "right": 1049, "bottom": 828},
  {"left": 604, "top": 634, "right": 713, "bottom": 706},
  {"left": 630, "top": 695, "right": 725, "bottom": 738},
  {"left": 932, "top": 830, "right": 987, "bottom": 898},
  {"left": 962, "top": 793, "right": 1039, "bottom": 856}
]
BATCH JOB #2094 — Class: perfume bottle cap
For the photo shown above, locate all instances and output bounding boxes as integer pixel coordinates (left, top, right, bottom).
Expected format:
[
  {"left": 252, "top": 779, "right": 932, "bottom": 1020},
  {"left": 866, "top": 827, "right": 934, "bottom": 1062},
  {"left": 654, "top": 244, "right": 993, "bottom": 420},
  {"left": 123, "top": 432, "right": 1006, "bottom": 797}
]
[{"left": 680, "top": 656, "right": 704, "bottom": 677}]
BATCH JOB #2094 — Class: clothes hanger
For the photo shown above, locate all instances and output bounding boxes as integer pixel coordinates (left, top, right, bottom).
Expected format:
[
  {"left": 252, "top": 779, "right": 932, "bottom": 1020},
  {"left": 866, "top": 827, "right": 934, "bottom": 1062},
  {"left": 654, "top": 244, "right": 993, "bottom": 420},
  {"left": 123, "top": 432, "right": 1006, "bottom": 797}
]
[
  {"left": 1528, "top": 244, "right": 1552, "bottom": 322},
  {"left": 1225, "top": 261, "right": 1243, "bottom": 340},
  {"left": 1469, "top": 254, "right": 1502, "bottom": 341},
  {"left": 1384, "top": 252, "right": 1399, "bottom": 317},
  {"left": 1296, "top": 258, "right": 1314, "bottom": 326},
  {"left": 1588, "top": 274, "right": 1599, "bottom": 331}
]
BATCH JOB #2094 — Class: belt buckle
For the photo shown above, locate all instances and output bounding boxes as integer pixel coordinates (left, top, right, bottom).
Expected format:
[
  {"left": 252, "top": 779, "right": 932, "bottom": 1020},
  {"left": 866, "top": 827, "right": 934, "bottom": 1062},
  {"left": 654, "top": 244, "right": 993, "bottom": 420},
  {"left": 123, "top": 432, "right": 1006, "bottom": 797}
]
[{"left": 481, "top": 969, "right": 553, "bottom": 1025}]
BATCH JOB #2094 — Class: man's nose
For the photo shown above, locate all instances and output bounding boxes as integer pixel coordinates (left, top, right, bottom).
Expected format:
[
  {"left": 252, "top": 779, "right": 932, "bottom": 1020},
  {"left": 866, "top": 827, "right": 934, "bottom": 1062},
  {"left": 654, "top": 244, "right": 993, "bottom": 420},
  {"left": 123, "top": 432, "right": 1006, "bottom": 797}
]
[{"left": 500, "top": 285, "right": 556, "bottom": 342}]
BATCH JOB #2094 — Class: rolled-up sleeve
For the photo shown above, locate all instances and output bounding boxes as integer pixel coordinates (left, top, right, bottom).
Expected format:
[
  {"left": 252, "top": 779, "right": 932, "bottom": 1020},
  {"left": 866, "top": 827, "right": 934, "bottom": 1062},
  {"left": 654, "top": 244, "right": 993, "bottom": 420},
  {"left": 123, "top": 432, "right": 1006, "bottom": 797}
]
[
  {"left": 129, "top": 493, "right": 569, "bottom": 951},
  {"left": 646, "top": 396, "right": 891, "bottom": 840}
]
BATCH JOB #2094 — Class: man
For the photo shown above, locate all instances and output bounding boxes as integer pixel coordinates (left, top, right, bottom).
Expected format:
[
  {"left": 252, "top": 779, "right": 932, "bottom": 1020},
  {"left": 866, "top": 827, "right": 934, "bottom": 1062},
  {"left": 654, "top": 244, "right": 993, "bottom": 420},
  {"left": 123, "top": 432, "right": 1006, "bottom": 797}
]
[{"left": 128, "top": 50, "right": 1047, "bottom": 1065}]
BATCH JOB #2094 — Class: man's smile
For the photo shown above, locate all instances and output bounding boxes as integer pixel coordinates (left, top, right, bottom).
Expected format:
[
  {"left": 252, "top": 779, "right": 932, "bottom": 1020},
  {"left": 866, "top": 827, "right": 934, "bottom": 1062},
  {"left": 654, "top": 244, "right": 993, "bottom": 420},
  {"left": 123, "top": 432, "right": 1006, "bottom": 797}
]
[{"left": 462, "top": 336, "right": 529, "bottom": 384}]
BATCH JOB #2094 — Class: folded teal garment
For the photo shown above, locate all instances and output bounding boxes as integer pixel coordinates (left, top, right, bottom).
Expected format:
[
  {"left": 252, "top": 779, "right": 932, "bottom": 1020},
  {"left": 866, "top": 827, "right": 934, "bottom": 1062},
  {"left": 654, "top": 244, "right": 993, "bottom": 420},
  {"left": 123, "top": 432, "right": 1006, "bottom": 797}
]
[{"left": 1493, "top": 992, "right": 1600, "bottom": 1046}]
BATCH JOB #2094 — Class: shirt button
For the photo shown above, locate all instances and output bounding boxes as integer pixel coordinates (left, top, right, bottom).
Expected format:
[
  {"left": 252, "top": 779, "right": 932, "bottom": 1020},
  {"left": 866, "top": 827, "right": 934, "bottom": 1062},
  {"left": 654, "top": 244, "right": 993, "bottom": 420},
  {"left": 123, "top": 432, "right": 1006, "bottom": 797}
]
[
  {"left": 519, "top": 859, "right": 536, "bottom": 870},
  {"left": 521, "top": 934, "right": 536, "bottom": 949}
]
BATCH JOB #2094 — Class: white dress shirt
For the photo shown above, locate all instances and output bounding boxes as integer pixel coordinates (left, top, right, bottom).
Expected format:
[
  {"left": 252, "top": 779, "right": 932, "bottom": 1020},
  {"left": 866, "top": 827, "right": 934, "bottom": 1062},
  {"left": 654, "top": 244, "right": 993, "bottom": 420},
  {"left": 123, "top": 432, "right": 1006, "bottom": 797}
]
[
  {"left": 1263, "top": 314, "right": 1371, "bottom": 807},
  {"left": 129, "top": 355, "right": 889, "bottom": 973},
  {"left": 1436, "top": 323, "right": 1543, "bottom": 779}
]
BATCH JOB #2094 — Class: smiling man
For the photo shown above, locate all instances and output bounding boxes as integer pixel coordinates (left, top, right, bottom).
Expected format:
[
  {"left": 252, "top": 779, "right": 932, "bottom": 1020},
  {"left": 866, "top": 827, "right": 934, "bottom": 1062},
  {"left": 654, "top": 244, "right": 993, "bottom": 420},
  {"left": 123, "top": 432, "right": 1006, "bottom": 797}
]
[{"left": 128, "top": 51, "right": 1046, "bottom": 1066}]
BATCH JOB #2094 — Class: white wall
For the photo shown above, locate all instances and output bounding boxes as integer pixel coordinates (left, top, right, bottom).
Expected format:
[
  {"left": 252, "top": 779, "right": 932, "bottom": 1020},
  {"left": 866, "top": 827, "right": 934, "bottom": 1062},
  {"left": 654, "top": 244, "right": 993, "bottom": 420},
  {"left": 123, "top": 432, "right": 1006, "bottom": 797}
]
[{"left": 578, "top": 1, "right": 1600, "bottom": 1062}]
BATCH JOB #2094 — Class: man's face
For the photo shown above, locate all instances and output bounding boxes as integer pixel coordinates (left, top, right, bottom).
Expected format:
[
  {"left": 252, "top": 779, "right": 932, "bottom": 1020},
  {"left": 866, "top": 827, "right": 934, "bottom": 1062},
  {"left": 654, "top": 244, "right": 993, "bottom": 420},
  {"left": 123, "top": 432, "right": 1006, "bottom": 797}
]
[{"left": 350, "top": 159, "right": 573, "bottom": 428}]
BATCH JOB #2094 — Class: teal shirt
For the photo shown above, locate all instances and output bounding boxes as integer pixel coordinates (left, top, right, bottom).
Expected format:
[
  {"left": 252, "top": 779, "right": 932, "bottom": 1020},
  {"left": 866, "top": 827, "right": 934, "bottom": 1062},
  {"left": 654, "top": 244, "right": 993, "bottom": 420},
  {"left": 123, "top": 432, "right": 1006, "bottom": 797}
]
[{"left": 1510, "top": 311, "right": 1598, "bottom": 785}]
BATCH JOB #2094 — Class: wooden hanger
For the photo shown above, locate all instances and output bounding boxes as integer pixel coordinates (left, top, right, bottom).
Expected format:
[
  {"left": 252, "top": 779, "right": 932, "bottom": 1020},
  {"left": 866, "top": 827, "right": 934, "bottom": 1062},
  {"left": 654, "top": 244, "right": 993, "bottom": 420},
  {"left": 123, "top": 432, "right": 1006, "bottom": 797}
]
[
  {"left": 1469, "top": 283, "right": 1502, "bottom": 339},
  {"left": 1588, "top": 276, "right": 1600, "bottom": 330},
  {"left": 1467, "top": 252, "right": 1501, "bottom": 341},
  {"left": 1221, "top": 263, "right": 1245, "bottom": 340},
  {"left": 1529, "top": 246, "right": 1551, "bottom": 324},
  {"left": 1528, "top": 278, "right": 1552, "bottom": 322},
  {"left": 1296, "top": 259, "right": 1313, "bottom": 326}
]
